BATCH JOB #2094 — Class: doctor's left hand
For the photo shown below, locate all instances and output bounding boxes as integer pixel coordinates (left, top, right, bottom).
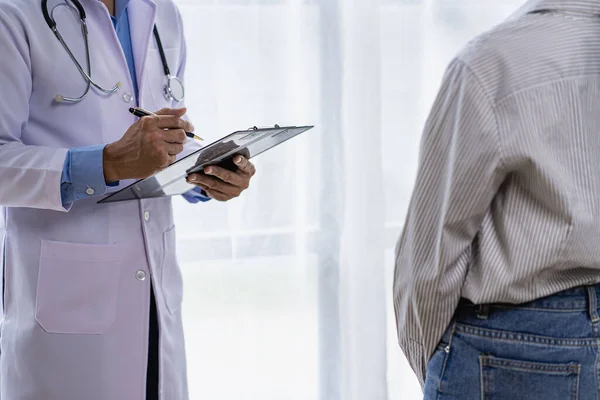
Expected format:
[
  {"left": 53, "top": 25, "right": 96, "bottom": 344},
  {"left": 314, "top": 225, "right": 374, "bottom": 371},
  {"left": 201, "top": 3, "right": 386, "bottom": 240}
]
[{"left": 186, "top": 156, "right": 256, "bottom": 202}]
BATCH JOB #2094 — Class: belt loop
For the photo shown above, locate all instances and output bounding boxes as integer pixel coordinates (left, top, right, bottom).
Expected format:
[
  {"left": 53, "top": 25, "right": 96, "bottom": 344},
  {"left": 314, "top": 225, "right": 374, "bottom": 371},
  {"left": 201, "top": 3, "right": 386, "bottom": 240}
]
[
  {"left": 476, "top": 304, "right": 490, "bottom": 320},
  {"left": 586, "top": 286, "right": 599, "bottom": 323}
]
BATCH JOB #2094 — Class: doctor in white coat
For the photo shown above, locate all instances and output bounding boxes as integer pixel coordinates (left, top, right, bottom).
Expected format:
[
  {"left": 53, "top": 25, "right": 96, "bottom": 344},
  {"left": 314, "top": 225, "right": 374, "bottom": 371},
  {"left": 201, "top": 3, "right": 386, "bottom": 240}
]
[{"left": 0, "top": 0, "right": 256, "bottom": 399}]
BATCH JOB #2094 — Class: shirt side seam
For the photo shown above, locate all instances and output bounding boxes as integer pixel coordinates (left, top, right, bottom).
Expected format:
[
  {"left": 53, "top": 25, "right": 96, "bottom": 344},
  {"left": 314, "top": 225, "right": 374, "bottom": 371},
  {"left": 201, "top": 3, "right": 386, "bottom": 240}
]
[{"left": 454, "top": 58, "right": 506, "bottom": 171}]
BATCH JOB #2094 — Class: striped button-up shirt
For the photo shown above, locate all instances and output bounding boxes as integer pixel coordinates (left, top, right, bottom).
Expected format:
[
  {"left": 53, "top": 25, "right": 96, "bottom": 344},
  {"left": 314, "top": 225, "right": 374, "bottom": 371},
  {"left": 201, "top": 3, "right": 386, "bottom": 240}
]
[{"left": 394, "top": 0, "right": 600, "bottom": 387}]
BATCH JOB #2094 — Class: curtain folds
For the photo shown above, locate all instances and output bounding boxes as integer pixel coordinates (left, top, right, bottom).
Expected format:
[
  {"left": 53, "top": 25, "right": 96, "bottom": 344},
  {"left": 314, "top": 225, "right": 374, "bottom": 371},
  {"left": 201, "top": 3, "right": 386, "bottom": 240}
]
[{"left": 171, "top": 1, "right": 526, "bottom": 399}]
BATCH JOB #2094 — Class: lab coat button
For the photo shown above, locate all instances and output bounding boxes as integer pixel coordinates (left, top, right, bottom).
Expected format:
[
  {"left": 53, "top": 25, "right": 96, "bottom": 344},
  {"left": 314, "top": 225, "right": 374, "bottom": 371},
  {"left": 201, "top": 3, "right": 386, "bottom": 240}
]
[
  {"left": 144, "top": 211, "right": 150, "bottom": 222},
  {"left": 85, "top": 186, "right": 94, "bottom": 196},
  {"left": 136, "top": 270, "right": 147, "bottom": 281},
  {"left": 123, "top": 93, "right": 133, "bottom": 103}
]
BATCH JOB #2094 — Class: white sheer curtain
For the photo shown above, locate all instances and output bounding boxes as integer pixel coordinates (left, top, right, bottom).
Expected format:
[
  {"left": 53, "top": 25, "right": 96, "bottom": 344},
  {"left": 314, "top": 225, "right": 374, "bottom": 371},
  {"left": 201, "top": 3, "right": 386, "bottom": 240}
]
[{"left": 171, "top": 1, "right": 526, "bottom": 399}]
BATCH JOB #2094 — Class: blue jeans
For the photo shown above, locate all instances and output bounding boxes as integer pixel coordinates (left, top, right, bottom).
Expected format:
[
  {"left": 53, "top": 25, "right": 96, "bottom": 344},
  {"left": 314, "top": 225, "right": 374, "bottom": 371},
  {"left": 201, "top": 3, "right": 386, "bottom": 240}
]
[{"left": 424, "top": 285, "right": 600, "bottom": 399}]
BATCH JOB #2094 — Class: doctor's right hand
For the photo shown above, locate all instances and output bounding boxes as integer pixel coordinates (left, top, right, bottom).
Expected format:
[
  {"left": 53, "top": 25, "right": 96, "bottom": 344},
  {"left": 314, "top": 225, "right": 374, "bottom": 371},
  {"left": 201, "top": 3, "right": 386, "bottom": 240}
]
[{"left": 103, "top": 108, "right": 193, "bottom": 182}]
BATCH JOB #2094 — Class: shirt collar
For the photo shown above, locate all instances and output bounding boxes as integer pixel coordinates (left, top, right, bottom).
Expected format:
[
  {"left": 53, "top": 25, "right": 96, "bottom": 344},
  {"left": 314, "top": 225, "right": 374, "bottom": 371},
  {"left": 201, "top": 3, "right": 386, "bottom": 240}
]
[
  {"left": 96, "top": 0, "right": 131, "bottom": 20},
  {"left": 115, "top": 0, "right": 131, "bottom": 20},
  {"left": 524, "top": 0, "right": 600, "bottom": 14}
]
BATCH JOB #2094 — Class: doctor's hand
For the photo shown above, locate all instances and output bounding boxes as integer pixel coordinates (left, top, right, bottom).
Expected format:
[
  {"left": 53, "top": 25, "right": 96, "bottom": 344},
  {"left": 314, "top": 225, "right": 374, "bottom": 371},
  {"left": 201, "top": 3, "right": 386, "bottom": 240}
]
[
  {"left": 186, "top": 156, "right": 256, "bottom": 202},
  {"left": 103, "top": 108, "right": 193, "bottom": 182}
]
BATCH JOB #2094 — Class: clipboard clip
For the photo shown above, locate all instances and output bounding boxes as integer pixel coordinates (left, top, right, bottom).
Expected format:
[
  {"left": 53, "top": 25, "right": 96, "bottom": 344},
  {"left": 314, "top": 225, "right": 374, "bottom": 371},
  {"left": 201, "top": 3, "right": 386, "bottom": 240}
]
[{"left": 248, "top": 124, "right": 281, "bottom": 131}]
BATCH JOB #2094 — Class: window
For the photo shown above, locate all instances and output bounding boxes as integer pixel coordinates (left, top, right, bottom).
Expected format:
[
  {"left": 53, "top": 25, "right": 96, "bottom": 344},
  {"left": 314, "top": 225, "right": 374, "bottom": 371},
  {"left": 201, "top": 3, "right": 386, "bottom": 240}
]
[{"left": 173, "top": 1, "right": 526, "bottom": 398}]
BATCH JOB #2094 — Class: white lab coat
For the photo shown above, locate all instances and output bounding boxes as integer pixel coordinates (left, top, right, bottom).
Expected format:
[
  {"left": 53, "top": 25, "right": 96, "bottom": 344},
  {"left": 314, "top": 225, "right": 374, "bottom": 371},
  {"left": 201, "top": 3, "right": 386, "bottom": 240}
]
[{"left": 0, "top": 0, "right": 194, "bottom": 398}]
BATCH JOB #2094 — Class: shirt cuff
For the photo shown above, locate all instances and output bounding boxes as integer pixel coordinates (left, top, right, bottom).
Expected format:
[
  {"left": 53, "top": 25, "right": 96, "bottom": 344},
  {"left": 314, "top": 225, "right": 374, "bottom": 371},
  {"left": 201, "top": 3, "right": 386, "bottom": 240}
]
[
  {"left": 61, "top": 145, "right": 119, "bottom": 206},
  {"left": 182, "top": 187, "right": 211, "bottom": 203}
]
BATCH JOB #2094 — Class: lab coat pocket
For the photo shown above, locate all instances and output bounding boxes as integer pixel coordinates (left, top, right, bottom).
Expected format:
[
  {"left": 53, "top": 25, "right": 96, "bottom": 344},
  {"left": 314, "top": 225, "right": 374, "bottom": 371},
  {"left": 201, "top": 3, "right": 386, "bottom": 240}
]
[
  {"left": 162, "top": 226, "right": 183, "bottom": 315},
  {"left": 35, "top": 240, "right": 123, "bottom": 335}
]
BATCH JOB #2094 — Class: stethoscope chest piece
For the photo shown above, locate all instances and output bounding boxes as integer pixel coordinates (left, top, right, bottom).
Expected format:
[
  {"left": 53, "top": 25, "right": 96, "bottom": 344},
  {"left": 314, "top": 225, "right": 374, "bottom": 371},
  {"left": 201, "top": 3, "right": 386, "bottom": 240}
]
[{"left": 164, "top": 75, "right": 185, "bottom": 103}]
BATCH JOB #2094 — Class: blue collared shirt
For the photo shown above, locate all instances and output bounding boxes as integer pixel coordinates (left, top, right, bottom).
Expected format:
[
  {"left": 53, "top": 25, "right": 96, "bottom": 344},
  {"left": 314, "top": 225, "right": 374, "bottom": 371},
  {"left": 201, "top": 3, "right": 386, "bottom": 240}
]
[{"left": 60, "top": 0, "right": 208, "bottom": 206}]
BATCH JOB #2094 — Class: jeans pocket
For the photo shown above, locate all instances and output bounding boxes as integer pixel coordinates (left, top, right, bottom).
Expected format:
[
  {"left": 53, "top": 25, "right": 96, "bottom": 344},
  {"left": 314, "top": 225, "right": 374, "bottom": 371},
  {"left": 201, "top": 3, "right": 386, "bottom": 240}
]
[
  {"left": 424, "top": 327, "right": 454, "bottom": 399},
  {"left": 480, "top": 355, "right": 580, "bottom": 400},
  {"left": 424, "top": 346, "right": 450, "bottom": 398}
]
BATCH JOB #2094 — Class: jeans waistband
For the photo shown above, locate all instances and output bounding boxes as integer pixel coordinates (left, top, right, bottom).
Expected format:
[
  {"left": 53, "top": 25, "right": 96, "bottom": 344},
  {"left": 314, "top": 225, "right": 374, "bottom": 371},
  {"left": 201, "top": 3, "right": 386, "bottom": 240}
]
[{"left": 459, "top": 284, "right": 600, "bottom": 322}]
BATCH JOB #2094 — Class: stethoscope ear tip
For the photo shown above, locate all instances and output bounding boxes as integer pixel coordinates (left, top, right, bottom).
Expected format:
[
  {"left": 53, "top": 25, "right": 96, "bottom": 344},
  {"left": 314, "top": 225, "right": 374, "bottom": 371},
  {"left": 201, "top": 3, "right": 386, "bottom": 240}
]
[
  {"left": 116, "top": 81, "right": 123, "bottom": 89},
  {"left": 55, "top": 95, "right": 65, "bottom": 103}
]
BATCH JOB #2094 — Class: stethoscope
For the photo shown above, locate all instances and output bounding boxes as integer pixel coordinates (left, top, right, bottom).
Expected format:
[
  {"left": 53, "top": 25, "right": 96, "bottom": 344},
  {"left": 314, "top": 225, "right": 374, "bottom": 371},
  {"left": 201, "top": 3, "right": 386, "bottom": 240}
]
[{"left": 41, "top": 0, "right": 185, "bottom": 104}]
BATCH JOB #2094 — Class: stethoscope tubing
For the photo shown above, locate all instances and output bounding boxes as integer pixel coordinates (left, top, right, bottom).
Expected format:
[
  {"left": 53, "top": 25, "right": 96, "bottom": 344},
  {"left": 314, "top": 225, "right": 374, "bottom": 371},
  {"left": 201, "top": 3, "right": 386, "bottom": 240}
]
[{"left": 41, "top": 0, "right": 183, "bottom": 104}]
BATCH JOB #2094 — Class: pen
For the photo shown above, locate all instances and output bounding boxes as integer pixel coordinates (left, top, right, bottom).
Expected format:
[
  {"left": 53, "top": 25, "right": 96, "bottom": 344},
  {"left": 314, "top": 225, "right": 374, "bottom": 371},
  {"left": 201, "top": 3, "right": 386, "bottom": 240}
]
[{"left": 128, "top": 107, "right": 204, "bottom": 141}]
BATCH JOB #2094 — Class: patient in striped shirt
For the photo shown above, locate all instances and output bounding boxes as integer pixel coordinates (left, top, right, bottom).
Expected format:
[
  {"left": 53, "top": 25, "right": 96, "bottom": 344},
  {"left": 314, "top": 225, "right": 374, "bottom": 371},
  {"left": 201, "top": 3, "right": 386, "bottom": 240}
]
[{"left": 394, "top": 0, "right": 600, "bottom": 398}]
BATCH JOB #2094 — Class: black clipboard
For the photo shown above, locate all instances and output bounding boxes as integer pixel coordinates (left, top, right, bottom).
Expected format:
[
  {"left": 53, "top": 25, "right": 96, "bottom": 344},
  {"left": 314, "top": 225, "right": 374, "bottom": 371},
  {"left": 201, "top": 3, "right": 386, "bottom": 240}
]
[{"left": 98, "top": 125, "right": 314, "bottom": 203}]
